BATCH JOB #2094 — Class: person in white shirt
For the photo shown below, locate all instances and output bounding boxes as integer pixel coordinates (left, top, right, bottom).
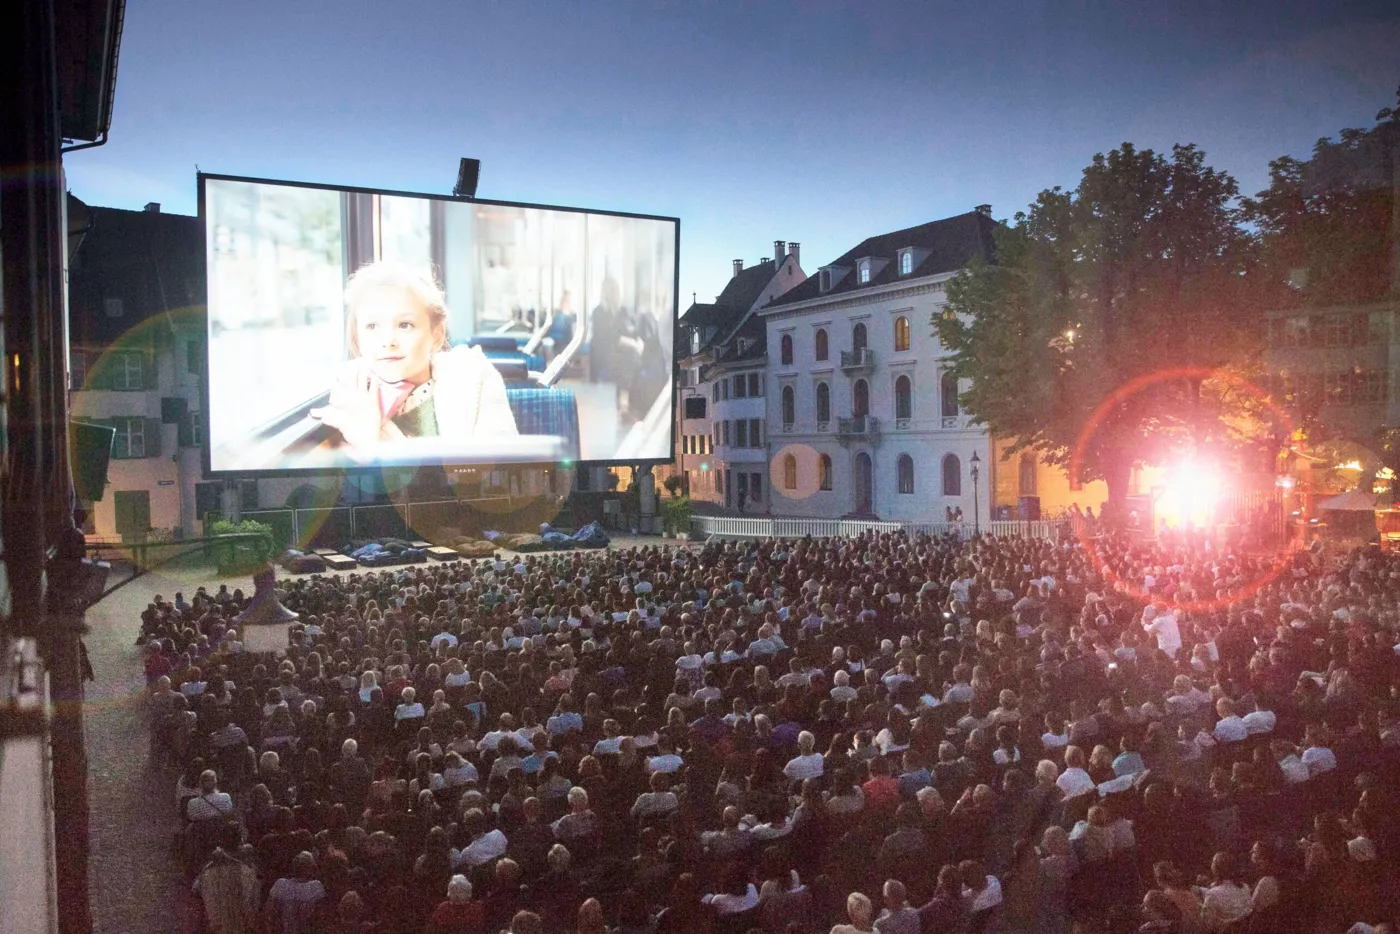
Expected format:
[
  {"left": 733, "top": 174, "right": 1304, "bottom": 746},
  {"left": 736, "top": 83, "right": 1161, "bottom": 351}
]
[
  {"left": 1199, "top": 852, "right": 1253, "bottom": 932},
  {"left": 1056, "top": 746, "right": 1096, "bottom": 799},
  {"left": 630, "top": 772, "right": 679, "bottom": 819},
  {"left": 1142, "top": 604, "right": 1182, "bottom": 660},
  {"left": 830, "top": 670, "right": 858, "bottom": 705},
  {"left": 1213, "top": 698, "right": 1249, "bottom": 744},
  {"left": 1242, "top": 699, "right": 1277, "bottom": 735},
  {"left": 394, "top": 687, "right": 425, "bottom": 723},
  {"left": 185, "top": 770, "right": 235, "bottom": 822},
  {"left": 1301, "top": 727, "right": 1337, "bottom": 776},
  {"left": 783, "top": 731, "right": 825, "bottom": 782},
  {"left": 645, "top": 740, "right": 684, "bottom": 775},
  {"left": 451, "top": 810, "right": 508, "bottom": 869},
  {"left": 477, "top": 714, "right": 518, "bottom": 751},
  {"left": 430, "top": 628, "right": 459, "bottom": 651}
]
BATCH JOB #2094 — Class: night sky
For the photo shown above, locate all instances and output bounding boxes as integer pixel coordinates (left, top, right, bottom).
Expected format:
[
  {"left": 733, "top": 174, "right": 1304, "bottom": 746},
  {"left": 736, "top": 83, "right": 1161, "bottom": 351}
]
[{"left": 64, "top": 0, "right": 1400, "bottom": 310}]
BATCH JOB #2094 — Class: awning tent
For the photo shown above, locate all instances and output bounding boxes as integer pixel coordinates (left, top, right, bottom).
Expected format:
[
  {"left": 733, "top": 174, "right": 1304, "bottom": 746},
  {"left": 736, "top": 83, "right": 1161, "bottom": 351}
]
[{"left": 1318, "top": 487, "right": 1395, "bottom": 512}]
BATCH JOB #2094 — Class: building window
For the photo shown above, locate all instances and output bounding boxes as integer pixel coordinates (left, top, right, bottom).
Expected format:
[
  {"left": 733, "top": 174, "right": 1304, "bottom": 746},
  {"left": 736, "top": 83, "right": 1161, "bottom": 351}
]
[
  {"left": 749, "top": 418, "right": 762, "bottom": 447},
  {"left": 722, "top": 380, "right": 730, "bottom": 400},
  {"left": 712, "top": 382, "right": 720, "bottom": 402},
  {"left": 819, "top": 454, "right": 833, "bottom": 491},
  {"left": 899, "top": 251, "right": 913, "bottom": 276},
  {"left": 816, "top": 382, "right": 831, "bottom": 424},
  {"left": 734, "top": 375, "right": 747, "bottom": 398},
  {"left": 103, "top": 351, "right": 148, "bottom": 391},
  {"left": 683, "top": 436, "right": 691, "bottom": 455},
  {"left": 941, "top": 371, "right": 960, "bottom": 418},
  {"left": 814, "top": 328, "right": 828, "bottom": 361},
  {"left": 1019, "top": 452, "right": 1038, "bottom": 496},
  {"left": 112, "top": 417, "right": 148, "bottom": 459},
  {"left": 781, "top": 386, "right": 795, "bottom": 427},
  {"left": 942, "top": 454, "right": 961, "bottom": 496},
  {"left": 819, "top": 269, "right": 831, "bottom": 292},
  {"left": 852, "top": 322, "right": 867, "bottom": 354},
  {"left": 897, "top": 454, "right": 914, "bottom": 494},
  {"left": 783, "top": 454, "right": 798, "bottom": 490},
  {"left": 750, "top": 472, "right": 762, "bottom": 501},
  {"left": 722, "top": 421, "right": 730, "bottom": 445},
  {"left": 894, "top": 375, "right": 912, "bottom": 420},
  {"left": 103, "top": 297, "right": 124, "bottom": 319},
  {"left": 70, "top": 351, "right": 88, "bottom": 390},
  {"left": 853, "top": 379, "right": 870, "bottom": 418},
  {"left": 186, "top": 339, "right": 205, "bottom": 375},
  {"left": 748, "top": 373, "right": 761, "bottom": 396},
  {"left": 858, "top": 259, "right": 870, "bottom": 284},
  {"left": 780, "top": 334, "right": 793, "bottom": 366},
  {"left": 894, "top": 316, "right": 910, "bottom": 352},
  {"left": 736, "top": 420, "right": 748, "bottom": 447}
]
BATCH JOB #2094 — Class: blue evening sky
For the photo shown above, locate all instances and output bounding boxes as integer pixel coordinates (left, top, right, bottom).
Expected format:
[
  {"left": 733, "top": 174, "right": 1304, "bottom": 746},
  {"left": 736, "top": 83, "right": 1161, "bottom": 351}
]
[{"left": 65, "top": 0, "right": 1400, "bottom": 310}]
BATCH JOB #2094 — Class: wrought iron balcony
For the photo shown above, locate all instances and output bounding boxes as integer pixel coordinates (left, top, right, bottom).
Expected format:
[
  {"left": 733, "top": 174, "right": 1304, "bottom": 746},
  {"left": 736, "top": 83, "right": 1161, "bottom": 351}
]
[
  {"left": 839, "top": 347, "right": 875, "bottom": 372},
  {"left": 837, "top": 415, "right": 879, "bottom": 439}
]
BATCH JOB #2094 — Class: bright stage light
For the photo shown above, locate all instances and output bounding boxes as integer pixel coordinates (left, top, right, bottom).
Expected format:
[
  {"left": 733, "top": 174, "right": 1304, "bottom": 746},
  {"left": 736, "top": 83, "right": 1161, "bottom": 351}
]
[{"left": 1155, "top": 458, "right": 1224, "bottom": 530}]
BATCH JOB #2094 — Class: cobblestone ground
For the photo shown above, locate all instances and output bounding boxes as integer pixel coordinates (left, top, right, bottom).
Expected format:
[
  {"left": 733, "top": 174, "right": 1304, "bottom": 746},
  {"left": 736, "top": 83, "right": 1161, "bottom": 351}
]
[{"left": 85, "top": 564, "right": 220, "bottom": 934}]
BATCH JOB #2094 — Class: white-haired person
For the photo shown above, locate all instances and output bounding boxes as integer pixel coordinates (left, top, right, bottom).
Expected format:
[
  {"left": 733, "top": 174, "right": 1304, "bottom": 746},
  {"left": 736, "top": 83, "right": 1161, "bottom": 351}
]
[
  {"left": 310, "top": 260, "right": 517, "bottom": 461},
  {"left": 427, "top": 874, "right": 483, "bottom": 934},
  {"left": 831, "top": 890, "right": 875, "bottom": 934}
]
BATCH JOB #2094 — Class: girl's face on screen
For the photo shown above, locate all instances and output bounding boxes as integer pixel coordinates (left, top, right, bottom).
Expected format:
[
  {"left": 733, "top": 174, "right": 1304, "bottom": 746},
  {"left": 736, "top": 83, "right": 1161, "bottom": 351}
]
[{"left": 353, "top": 285, "right": 442, "bottom": 385}]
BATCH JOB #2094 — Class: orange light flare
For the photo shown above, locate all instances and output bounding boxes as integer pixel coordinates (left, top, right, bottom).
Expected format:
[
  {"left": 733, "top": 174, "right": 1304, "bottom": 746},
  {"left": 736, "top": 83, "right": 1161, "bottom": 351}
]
[{"left": 1069, "top": 366, "right": 1305, "bottom": 614}]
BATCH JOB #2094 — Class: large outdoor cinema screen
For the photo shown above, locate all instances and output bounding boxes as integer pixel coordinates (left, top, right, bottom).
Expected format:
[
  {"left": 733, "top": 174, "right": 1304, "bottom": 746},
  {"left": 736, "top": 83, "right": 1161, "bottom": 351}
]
[{"left": 200, "top": 174, "right": 679, "bottom": 476}]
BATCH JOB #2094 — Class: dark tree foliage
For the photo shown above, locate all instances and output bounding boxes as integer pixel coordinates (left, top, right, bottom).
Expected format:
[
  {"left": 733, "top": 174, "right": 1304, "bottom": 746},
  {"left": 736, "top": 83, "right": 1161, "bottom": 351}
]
[{"left": 934, "top": 143, "right": 1264, "bottom": 518}]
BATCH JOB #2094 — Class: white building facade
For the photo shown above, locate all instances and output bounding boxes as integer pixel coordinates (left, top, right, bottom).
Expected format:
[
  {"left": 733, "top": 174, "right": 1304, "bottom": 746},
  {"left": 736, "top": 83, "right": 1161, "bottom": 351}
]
[
  {"left": 675, "top": 243, "right": 805, "bottom": 509},
  {"left": 761, "top": 210, "right": 997, "bottom": 523}
]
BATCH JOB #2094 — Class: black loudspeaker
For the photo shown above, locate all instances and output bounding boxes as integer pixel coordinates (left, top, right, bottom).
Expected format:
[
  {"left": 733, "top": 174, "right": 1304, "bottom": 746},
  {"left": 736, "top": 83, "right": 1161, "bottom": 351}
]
[
  {"left": 70, "top": 419, "right": 115, "bottom": 503},
  {"left": 1018, "top": 495, "right": 1041, "bottom": 521},
  {"left": 454, "top": 158, "right": 480, "bottom": 198}
]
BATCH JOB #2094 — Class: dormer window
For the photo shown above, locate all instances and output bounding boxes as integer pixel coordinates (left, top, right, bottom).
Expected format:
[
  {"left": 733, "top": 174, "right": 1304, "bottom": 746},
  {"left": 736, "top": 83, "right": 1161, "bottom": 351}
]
[
  {"left": 858, "top": 259, "right": 871, "bottom": 284},
  {"left": 819, "top": 269, "right": 831, "bottom": 292},
  {"left": 899, "top": 250, "right": 913, "bottom": 276}
]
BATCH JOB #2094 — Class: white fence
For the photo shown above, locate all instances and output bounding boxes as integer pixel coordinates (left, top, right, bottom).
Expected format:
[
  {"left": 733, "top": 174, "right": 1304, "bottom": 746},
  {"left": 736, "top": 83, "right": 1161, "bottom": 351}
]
[{"left": 691, "top": 515, "right": 1065, "bottom": 541}]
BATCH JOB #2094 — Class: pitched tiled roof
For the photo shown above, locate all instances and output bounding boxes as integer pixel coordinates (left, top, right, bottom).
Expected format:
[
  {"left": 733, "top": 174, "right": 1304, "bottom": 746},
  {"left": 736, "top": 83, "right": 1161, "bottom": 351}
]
[
  {"left": 68, "top": 206, "right": 205, "bottom": 346},
  {"left": 764, "top": 211, "right": 996, "bottom": 309},
  {"left": 681, "top": 259, "right": 783, "bottom": 357}
]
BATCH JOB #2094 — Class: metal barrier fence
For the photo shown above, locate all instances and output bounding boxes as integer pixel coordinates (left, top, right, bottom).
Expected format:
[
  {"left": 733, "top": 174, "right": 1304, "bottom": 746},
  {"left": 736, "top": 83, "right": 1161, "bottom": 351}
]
[
  {"left": 209, "top": 495, "right": 564, "bottom": 551},
  {"left": 691, "top": 515, "right": 1065, "bottom": 540}
]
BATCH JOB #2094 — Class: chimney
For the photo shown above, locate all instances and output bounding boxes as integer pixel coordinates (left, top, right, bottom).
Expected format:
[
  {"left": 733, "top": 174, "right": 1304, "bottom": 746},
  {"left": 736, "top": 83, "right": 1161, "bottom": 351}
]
[
  {"left": 774, "top": 240, "right": 786, "bottom": 264},
  {"left": 144, "top": 202, "right": 161, "bottom": 213},
  {"left": 974, "top": 204, "right": 992, "bottom": 217},
  {"left": 732, "top": 259, "right": 744, "bottom": 278},
  {"left": 787, "top": 242, "right": 800, "bottom": 266}
]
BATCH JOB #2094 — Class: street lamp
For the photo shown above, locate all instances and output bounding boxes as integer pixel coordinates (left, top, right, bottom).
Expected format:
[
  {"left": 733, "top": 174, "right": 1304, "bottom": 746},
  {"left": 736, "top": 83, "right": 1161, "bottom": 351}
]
[{"left": 970, "top": 451, "right": 981, "bottom": 537}]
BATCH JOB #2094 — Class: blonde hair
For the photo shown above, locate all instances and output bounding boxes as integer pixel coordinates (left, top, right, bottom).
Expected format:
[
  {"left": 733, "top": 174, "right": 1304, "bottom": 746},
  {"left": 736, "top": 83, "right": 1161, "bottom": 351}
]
[{"left": 343, "top": 261, "right": 450, "bottom": 358}]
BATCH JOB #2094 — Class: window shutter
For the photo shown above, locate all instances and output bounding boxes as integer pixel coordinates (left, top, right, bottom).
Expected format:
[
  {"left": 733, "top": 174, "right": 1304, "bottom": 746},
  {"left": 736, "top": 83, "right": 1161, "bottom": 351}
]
[
  {"left": 177, "top": 412, "right": 194, "bottom": 447},
  {"left": 144, "top": 417, "right": 163, "bottom": 458},
  {"left": 144, "top": 352, "right": 159, "bottom": 390}
]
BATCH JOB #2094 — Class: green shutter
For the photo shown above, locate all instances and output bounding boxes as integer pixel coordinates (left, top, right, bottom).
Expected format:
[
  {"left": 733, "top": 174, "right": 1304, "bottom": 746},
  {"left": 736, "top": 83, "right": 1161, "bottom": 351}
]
[
  {"left": 144, "top": 417, "right": 163, "bottom": 458},
  {"left": 143, "top": 352, "right": 159, "bottom": 390}
]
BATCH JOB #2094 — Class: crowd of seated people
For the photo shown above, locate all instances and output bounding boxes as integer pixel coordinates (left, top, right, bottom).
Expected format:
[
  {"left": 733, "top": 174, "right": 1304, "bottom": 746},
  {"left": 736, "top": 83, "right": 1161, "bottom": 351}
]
[{"left": 139, "top": 530, "right": 1400, "bottom": 934}]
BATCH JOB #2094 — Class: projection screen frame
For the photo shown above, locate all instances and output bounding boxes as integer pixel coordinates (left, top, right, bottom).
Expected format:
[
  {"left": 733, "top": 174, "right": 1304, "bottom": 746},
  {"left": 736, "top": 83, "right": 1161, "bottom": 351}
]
[{"left": 197, "top": 172, "right": 680, "bottom": 480}]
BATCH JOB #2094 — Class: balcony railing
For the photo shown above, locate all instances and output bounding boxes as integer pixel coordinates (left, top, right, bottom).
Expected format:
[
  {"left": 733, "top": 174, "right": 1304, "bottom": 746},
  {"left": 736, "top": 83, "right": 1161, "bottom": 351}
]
[
  {"left": 782, "top": 422, "right": 794, "bottom": 433},
  {"left": 895, "top": 417, "right": 911, "bottom": 430},
  {"left": 816, "top": 420, "right": 830, "bottom": 433},
  {"left": 837, "top": 415, "right": 879, "bottom": 439},
  {"left": 839, "top": 347, "right": 875, "bottom": 371},
  {"left": 941, "top": 414, "right": 966, "bottom": 429}
]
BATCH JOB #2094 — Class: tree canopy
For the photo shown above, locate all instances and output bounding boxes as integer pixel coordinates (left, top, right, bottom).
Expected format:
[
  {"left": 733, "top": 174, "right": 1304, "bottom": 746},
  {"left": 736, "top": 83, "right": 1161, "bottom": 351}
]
[{"left": 934, "top": 143, "right": 1265, "bottom": 515}]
